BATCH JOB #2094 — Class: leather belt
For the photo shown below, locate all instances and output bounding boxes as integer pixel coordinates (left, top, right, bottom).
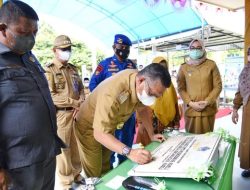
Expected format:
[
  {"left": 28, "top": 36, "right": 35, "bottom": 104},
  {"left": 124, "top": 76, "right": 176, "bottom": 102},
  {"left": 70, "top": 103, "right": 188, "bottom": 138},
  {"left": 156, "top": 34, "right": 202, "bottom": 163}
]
[{"left": 57, "top": 107, "right": 74, "bottom": 111}]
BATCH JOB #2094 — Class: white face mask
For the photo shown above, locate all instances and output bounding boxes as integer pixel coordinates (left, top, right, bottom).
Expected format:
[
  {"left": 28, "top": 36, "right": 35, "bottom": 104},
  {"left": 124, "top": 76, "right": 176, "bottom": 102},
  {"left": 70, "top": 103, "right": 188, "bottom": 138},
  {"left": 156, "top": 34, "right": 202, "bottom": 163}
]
[
  {"left": 84, "top": 82, "right": 89, "bottom": 88},
  {"left": 58, "top": 50, "right": 71, "bottom": 61},
  {"left": 137, "top": 89, "right": 156, "bottom": 106}
]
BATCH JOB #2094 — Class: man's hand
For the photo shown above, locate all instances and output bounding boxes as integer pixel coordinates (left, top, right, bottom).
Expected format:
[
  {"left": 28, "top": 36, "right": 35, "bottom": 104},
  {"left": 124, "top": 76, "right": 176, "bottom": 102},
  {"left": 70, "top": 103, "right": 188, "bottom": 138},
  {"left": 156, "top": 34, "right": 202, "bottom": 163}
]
[
  {"left": 127, "top": 149, "right": 152, "bottom": 165},
  {"left": 232, "top": 109, "right": 239, "bottom": 124},
  {"left": 0, "top": 169, "right": 9, "bottom": 190},
  {"left": 150, "top": 134, "right": 166, "bottom": 143},
  {"left": 73, "top": 108, "right": 79, "bottom": 120}
]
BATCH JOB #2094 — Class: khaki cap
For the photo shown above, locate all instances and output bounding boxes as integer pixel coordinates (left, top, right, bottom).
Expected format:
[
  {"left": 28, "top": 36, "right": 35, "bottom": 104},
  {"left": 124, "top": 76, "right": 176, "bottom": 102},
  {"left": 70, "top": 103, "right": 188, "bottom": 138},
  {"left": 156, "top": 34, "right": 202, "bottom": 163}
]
[{"left": 54, "top": 35, "right": 72, "bottom": 48}]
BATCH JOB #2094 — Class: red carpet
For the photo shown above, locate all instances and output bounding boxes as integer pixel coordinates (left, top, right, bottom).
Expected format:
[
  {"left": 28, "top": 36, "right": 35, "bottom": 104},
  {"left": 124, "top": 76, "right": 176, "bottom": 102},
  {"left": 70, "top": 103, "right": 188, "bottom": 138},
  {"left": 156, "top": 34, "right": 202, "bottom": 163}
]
[{"left": 179, "top": 107, "right": 232, "bottom": 130}]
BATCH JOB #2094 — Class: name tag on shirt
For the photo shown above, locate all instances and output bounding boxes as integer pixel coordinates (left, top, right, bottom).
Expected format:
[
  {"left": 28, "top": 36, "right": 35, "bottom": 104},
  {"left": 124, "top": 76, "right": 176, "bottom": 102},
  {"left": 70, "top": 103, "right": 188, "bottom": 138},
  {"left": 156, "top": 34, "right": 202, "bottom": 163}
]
[{"left": 117, "top": 91, "right": 129, "bottom": 104}]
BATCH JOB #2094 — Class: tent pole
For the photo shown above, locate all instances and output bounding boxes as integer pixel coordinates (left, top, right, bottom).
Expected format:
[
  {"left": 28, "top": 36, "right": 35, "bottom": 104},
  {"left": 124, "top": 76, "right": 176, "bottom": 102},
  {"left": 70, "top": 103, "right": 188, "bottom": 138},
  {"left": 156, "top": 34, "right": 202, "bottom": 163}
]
[{"left": 190, "top": 0, "right": 205, "bottom": 40}]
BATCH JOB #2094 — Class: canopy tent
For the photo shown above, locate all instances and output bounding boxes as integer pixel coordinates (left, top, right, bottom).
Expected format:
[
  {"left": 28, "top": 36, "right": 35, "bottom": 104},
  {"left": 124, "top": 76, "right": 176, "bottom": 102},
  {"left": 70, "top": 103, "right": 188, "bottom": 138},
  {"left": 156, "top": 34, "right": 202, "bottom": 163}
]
[
  {"left": 135, "top": 0, "right": 245, "bottom": 52},
  {"left": 140, "top": 26, "right": 244, "bottom": 52},
  {"left": 16, "top": 0, "right": 206, "bottom": 47}
]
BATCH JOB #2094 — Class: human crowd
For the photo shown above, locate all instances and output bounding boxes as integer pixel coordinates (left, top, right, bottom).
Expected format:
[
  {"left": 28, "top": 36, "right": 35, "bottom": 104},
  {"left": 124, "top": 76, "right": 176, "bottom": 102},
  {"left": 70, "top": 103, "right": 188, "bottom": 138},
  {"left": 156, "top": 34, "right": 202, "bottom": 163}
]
[{"left": 0, "top": 1, "right": 249, "bottom": 190}]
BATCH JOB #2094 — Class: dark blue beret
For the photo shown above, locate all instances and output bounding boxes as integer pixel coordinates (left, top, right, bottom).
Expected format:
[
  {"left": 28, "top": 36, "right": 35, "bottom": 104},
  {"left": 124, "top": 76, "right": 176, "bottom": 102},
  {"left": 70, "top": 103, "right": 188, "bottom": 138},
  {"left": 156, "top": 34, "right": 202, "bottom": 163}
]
[{"left": 114, "top": 34, "right": 132, "bottom": 46}]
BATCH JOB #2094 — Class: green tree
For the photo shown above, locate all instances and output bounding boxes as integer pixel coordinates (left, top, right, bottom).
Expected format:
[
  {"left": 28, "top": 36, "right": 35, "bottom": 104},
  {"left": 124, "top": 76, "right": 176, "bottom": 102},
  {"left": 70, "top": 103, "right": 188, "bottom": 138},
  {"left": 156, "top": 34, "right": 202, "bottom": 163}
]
[
  {"left": 33, "top": 22, "right": 55, "bottom": 65},
  {"left": 96, "top": 50, "right": 106, "bottom": 65},
  {"left": 71, "top": 42, "right": 91, "bottom": 73}
]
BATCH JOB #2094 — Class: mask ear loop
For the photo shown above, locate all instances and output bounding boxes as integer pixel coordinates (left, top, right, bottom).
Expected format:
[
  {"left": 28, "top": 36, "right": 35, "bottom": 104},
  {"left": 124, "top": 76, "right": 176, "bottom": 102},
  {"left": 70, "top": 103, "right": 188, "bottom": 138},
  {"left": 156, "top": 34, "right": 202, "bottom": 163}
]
[{"left": 144, "top": 80, "right": 151, "bottom": 96}]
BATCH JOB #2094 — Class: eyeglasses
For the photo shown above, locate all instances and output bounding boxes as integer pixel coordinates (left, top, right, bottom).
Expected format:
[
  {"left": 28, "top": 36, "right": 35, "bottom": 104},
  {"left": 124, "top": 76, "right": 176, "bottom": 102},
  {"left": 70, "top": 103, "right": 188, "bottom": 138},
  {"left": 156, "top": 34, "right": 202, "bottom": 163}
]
[{"left": 190, "top": 46, "right": 202, "bottom": 50}]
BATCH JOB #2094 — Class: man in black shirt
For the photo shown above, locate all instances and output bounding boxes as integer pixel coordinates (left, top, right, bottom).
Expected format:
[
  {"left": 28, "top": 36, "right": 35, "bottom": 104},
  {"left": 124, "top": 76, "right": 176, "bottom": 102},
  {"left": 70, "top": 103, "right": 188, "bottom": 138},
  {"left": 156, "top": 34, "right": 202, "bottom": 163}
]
[{"left": 0, "top": 1, "right": 64, "bottom": 189}]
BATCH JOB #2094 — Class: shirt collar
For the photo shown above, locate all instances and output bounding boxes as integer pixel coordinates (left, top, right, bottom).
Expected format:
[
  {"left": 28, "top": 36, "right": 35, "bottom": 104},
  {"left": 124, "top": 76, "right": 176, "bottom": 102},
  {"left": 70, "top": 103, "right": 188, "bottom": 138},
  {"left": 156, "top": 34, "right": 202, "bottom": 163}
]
[
  {"left": 129, "top": 71, "right": 140, "bottom": 104},
  {"left": 53, "top": 58, "right": 69, "bottom": 69},
  {"left": 0, "top": 42, "right": 12, "bottom": 54}
]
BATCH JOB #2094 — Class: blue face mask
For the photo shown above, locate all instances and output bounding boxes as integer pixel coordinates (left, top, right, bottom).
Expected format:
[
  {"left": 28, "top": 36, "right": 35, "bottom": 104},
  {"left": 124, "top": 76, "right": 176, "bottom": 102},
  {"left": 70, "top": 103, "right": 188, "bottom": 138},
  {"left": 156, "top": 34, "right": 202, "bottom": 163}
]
[{"left": 189, "top": 49, "right": 204, "bottom": 60}]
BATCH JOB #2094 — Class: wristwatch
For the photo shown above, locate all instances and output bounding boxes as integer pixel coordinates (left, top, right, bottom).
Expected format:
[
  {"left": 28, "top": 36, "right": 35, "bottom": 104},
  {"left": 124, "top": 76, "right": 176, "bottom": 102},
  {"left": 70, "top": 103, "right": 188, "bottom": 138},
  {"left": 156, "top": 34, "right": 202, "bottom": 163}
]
[{"left": 121, "top": 146, "right": 131, "bottom": 156}]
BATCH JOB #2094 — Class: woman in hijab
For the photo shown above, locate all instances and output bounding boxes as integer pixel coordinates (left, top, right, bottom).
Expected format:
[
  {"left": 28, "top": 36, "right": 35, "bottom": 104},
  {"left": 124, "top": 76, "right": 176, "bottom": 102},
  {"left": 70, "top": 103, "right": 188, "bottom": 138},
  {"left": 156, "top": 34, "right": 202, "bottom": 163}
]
[
  {"left": 136, "top": 57, "right": 180, "bottom": 146},
  {"left": 177, "top": 39, "right": 222, "bottom": 134},
  {"left": 231, "top": 47, "right": 250, "bottom": 178}
]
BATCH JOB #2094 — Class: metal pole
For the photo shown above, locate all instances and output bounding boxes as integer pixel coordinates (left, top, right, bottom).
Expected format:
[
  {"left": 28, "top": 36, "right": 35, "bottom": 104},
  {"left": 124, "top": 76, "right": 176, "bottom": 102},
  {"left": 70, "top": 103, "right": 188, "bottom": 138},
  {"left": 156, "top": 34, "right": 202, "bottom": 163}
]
[{"left": 190, "top": 0, "right": 205, "bottom": 40}]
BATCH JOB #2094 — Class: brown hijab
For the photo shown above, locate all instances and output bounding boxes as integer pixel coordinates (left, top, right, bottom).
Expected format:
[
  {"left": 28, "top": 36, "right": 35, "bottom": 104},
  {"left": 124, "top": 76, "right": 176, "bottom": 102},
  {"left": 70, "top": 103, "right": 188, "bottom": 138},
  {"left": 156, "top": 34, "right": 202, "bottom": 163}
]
[{"left": 187, "top": 38, "right": 207, "bottom": 66}]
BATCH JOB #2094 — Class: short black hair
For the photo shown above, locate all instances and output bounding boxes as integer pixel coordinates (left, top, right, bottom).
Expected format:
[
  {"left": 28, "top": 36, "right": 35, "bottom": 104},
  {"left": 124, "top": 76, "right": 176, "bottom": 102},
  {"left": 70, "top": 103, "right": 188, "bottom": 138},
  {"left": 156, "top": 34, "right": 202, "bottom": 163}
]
[
  {"left": 84, "top": 77, "right": 89, "bottom": 81},
  {"left": 0, "top": 0, "right": 39, "bottom": 24},
  {"left": 138, "top": 63, "right": 171, "bottom": 88}
]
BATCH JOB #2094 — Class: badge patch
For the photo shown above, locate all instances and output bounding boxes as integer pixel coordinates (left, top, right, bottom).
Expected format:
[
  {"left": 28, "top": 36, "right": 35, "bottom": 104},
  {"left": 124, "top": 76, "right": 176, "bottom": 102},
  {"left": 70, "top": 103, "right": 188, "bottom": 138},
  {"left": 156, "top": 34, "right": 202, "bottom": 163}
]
[
  {"left": 117, "top": 38, "right": 123, "bottom": 44},
  {"left": 117, "top": 91, "right": 129, "bottom": 104},
  {"left": 109, "top": 61, "right": 117, "bottom": 68},
  {"left": 108, "top": 68, "right": 119, "bottom": 72},
  {"left": 29, "top": 56, "right": 35, "bottom": 63},
  {"left": 188, "top": 71, "right": 192, "bottom": 77},
  {"left": 117, "top": 122, "right": 124, "bottom": 129},
  {"left": 95, "top": 65, "right": 103, "bottom": 75}
]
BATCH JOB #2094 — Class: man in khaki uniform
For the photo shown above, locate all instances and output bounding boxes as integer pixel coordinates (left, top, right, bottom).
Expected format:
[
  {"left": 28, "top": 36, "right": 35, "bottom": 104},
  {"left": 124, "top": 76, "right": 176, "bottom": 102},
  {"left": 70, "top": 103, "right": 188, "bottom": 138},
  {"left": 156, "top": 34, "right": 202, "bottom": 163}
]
[
  {"left": 44, "top": 35, "right": 84, "bottom": 189},
  {"left": 75, "top": 63, "right": 171, "bottom": 177}
]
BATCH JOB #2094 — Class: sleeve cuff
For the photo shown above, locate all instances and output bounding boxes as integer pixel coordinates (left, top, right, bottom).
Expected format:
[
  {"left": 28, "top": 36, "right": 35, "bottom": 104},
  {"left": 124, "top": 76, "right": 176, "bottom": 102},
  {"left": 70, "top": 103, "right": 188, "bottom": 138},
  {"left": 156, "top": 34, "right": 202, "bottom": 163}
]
[{"left": 72, "top": 99, "right": 80, "bottom": 108}]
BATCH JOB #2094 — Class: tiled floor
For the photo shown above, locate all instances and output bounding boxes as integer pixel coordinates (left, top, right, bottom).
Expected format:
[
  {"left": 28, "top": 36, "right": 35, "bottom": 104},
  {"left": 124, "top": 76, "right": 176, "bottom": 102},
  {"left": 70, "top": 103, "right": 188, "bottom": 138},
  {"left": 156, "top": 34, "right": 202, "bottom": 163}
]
[
  {"left": 214, "top": 109, "right": 250, "bottom": 190},
  {"left": 55, "top": 108, "right": 250, "bottom": 190}
]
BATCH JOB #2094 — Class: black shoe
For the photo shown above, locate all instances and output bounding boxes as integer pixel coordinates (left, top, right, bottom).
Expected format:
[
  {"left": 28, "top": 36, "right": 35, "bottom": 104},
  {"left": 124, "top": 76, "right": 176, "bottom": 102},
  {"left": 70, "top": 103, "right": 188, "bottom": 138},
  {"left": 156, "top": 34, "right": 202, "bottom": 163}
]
[
  {"left": 241, "top": 170, "right": 250, "bottom": 178},
  {"left": 71, "top": 181, "right": 85, "bottom": 189}
]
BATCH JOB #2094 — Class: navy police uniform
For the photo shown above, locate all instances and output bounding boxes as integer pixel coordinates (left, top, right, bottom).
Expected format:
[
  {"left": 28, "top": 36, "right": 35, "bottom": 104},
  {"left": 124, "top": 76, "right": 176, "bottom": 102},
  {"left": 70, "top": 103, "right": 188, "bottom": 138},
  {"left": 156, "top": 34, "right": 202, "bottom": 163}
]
[{"left": 89, "top": 34, "right": 137, "bottom": 167}]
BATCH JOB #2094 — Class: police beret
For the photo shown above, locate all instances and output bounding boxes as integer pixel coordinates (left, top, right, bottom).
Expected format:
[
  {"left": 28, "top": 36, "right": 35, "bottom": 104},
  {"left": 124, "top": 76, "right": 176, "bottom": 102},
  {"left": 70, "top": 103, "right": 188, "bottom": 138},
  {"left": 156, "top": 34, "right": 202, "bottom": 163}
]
[
  {"left": 114, "top": 34, "right": 132, "bottom": 46},
  {"left": 54, "top": 35, "right": 72, "bottom": 48}
]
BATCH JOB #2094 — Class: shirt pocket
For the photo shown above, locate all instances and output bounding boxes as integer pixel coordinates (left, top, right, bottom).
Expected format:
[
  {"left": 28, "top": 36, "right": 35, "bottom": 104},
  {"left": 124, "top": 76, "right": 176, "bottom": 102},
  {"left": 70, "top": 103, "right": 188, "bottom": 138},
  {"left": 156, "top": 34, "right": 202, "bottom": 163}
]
[{"left": 0, "top": 67, "right": 34, "bottom": 94}]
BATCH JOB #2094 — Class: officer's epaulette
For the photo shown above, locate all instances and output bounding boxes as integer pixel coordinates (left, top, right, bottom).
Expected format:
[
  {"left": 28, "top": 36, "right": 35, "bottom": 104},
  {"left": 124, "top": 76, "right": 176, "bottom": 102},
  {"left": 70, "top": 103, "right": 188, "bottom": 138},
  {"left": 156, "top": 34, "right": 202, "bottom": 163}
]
[{"left": 45, "top": 62, "right": 54, "bottom": 67}]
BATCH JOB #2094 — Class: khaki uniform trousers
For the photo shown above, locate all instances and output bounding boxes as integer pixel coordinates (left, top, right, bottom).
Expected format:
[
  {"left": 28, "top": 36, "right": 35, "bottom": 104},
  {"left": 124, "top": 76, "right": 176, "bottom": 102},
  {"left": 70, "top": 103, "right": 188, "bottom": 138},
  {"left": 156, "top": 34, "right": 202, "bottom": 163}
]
[
  {"left": 56, "top": 110, "right": 81, "bottom": 189},
  {"left": 75, "top": 121, "right": 111, "bottom": 177}
]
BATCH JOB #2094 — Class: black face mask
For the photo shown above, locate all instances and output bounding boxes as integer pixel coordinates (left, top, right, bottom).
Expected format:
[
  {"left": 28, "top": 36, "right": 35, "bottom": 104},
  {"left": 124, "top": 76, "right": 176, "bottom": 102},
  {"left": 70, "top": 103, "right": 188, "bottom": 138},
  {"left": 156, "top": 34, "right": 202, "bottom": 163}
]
[{"left": 115, "top": 48, "right": 130, "bottom": 60}]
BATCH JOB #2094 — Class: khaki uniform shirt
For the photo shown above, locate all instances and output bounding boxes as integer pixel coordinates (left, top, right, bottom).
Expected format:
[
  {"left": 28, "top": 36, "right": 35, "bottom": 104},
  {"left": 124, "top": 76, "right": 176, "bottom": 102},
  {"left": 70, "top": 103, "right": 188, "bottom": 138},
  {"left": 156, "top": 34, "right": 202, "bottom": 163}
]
[
  {"left": 44, "top": 58, "right": 84, "bottom": 108},
  {"left": 76, "top": 69, "right": 142, "bottom": 134},
  {"left": 177, "top": 59, "right": 222, "bottom": 117}
]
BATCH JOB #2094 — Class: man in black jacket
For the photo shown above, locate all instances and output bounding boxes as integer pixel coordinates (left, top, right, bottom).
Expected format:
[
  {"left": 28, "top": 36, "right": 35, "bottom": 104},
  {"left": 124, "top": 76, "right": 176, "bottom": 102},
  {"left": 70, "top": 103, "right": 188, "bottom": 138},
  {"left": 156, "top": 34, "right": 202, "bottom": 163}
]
[{"left": 0, "top": 1, "right": 64, "bottom": 189}]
